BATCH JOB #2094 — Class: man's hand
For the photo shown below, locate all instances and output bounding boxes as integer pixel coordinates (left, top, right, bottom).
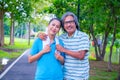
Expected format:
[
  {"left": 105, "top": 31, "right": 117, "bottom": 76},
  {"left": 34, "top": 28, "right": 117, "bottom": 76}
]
[
  {"left": 38, "top": 32, "right": 47, "bottom": 40},
  {"left": 56, "top": 44, "right": 65, "bottom": 52}
]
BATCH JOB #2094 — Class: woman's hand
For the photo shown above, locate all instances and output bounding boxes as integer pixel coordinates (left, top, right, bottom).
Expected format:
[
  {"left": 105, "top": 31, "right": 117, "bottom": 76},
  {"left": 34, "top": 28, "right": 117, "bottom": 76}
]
[
  {"left": 55, "top": 51, "right": 61, "bottom": 60},
  {"left": 55, "top": 51, "right": 64, "bottom": 64},
  {"left": 42, "top": 44, "right": 51, "bottom": 54}
]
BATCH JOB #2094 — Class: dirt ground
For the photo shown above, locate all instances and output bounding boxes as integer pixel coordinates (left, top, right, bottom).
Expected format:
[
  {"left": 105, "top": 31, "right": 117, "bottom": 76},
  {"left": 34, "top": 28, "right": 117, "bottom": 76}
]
[
  {"left": 90, "top": 60, "right": 119, "bottom": 70},
  {"left": 90, "top": 60, "right": 120, "bottom": 76}
]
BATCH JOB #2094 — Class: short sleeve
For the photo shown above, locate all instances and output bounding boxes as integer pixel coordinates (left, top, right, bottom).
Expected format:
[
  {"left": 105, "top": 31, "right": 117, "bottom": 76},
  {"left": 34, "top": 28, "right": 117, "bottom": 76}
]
[
  {"left": 30, "top": 38, "right": 42, "bottom": 55},
  {"left": 78, "top": 33, "right": 90, "bottom": 51}
]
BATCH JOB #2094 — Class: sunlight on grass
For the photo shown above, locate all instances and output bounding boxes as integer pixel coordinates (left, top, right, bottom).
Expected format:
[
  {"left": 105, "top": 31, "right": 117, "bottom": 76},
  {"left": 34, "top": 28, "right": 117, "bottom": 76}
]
[
  {"left": 4, "top": 37, "right": 34, "bottom": 49},
  {"left": 0, "top": 37, "right": 34, "bottom": 59},
  {"left": 0, "top": 50, "right": 23, "bottom": 59},
  {"left": 89, "top": 45, "right": 119, "bottom": 64},
  {"left": 104, "top": 46, "right": 119, "bottom": 64},
  {"left": 0, "top": 50, "right": 9, "bottom": 58}
]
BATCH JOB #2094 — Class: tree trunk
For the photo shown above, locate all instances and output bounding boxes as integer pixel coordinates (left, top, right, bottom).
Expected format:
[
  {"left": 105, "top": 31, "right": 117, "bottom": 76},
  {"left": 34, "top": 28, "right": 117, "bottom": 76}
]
[
  {"left": 101, "top": 31, "right": 108, "bottom": 60},
  {"left": 118, "top": 48, "right": 120, "bottom": 80},
  {"left": 0, "top": 10, "right": 4, "bottom": 46},
  {"left": 93, "top": 37, "right": 101, "bottom": 60},
  {"left": 28, "top": 22, "right": 30, "bottom": 45},
  {"left": 10, "top": 16, "right": 15, "bottom": 45},
  {"left": 108, "top": 16, "right": 117, "bottom": 72},
  {"left": 101, "top": 23, "right": 111, "bottom": 60},
  {"left": 89, "top": 23, "right": 102, "bottom": 60}
]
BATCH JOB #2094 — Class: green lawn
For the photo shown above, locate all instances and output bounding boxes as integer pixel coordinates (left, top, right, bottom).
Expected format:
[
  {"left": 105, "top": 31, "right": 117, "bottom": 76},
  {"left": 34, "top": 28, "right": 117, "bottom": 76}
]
[
  {"left": 0, "top": 37, "right": 34, "bottom": 58},
  {"left": 4, "top": 37, "right": 34, "bottom": 49},
  {"left": 90, "top": 69, "right": 118, "bottom": 80}
]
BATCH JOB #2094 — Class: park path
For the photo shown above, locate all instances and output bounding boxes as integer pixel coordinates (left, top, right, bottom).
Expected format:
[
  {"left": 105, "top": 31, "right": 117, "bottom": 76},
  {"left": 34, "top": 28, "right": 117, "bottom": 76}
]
[{"left": 0, "top": 49, "right": 36, "bottom": 80}]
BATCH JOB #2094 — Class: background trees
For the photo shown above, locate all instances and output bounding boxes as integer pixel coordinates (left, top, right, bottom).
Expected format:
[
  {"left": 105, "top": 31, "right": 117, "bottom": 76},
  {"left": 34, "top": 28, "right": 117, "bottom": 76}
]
[
  {"left": 0, "top": 0, "right": 120, "bottom": 73},
  {"left": 0, "top": 0, "right": 33, "bottom": 46}
]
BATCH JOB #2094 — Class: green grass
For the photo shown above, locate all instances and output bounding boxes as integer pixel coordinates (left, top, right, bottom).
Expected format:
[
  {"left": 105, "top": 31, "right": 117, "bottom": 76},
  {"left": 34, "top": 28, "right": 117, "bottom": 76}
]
[
  {"left": 4, "top": 37, "right": 34, "bottom": 49},
  {"left": 0, "top": 50, "right": 23, "bottom": 59},
  {"left": 104, "top": 45, "right": 119, "bottom": 64},
  {"left": 0, "top": 50, "right": 9, "bottom": 58},
  {"left": 0, "top": 37, "right": 34, "bottom": 59},
  {"left": 89, "top": 45, "right": 119, "bottom": 64},
  {"left": 0, "top": 37, "right": 34, "bottom": 71},
  {"left": 90, "top": 68, "right": 118, "bottom": 80}
]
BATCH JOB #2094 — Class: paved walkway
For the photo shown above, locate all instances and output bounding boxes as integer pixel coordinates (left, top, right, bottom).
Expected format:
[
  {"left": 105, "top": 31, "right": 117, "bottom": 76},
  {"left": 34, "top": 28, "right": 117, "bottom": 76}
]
[{"left": 0, "top": 49, "right": 36, "bottom": 80}]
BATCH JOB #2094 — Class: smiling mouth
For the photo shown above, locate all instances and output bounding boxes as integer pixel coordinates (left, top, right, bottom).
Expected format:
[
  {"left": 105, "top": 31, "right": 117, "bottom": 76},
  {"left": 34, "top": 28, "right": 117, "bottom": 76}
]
[
  {"left": 51, "top": 30, "right": 56, "bottom": 33},
  {"left": 67, "top": 26, "right": 72, "bottom": 30}
]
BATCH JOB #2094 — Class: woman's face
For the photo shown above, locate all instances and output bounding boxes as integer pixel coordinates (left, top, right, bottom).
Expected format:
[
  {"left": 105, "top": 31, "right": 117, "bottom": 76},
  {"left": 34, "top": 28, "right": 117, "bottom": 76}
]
[{"left": 48, "top": 19, "right": 61, "bottom": 36}]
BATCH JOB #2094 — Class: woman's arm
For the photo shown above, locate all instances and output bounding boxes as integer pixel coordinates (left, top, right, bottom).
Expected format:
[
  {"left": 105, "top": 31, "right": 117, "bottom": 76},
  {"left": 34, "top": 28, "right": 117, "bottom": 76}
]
[
  {"left": 55, "top": 52, "right": 64, "bottom": 65},
  {"left": 28, "top": 44, "right": 50, "bottom": 63}
]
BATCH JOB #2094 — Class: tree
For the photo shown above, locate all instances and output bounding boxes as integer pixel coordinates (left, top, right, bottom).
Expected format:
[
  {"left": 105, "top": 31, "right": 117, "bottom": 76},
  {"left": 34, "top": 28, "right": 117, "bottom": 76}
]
[
  {"left": 9, "top": 0, "right": 33, "bottom": 45},
  {"left": 0, "top": 0, "right": 11, "bottom": 46},
  {"left": 107, "top": 1, "right": 119, "bottom": 71},
  {"left": 0, "top": 0, "right": 33, "bottom": 46}
]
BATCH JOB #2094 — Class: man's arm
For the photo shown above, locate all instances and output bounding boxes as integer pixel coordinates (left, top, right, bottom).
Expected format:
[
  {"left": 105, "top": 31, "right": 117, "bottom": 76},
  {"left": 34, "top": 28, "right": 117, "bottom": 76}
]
[{"left": 56, "top": 44, "right": 87, "bottom": 60}]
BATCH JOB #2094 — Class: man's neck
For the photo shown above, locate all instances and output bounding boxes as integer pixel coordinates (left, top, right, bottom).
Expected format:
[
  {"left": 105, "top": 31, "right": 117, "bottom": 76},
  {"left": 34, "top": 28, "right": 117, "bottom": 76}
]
[{"left": 68, "top": 32, "right": 74, "bottom": 37}]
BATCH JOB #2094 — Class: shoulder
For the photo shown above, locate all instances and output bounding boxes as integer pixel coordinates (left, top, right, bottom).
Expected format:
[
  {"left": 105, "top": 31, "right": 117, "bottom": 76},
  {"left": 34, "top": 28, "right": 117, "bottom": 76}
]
[
  {"left": 33, "top": 38, "right": 42, "bottom": 44},
  {"left": 59, "top": 33, "right": 67, "bottom": 39},
  {"left": 77, "top": 30, "right": 89, "bottom": 38},
  {"left": 31, "top": 38, "right": 43, "bottom": 51}
]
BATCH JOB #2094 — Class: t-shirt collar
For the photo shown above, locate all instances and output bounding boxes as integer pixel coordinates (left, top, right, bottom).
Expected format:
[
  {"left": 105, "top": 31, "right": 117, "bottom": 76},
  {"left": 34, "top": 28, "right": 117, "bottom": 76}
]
[{"left": 66, "top": 29, "right": 78, "bottom": 38}]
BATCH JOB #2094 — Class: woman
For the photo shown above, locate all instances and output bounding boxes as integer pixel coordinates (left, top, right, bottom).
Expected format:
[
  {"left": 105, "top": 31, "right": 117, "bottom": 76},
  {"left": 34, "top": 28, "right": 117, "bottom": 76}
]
[{"left": 28, "top": 18, "right": 64, "bottom": 80}]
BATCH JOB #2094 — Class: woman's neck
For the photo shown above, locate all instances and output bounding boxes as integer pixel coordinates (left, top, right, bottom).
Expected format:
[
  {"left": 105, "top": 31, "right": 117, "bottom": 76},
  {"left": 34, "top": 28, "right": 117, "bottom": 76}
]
[{"left": 48, "top": 34, "right": 55, "bottom": 44}]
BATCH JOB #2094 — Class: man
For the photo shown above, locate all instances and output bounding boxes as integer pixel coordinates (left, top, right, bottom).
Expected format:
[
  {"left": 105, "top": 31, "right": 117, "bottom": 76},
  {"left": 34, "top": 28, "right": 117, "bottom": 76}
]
[
  {"left": 56, "top": 12, "right": 90, "bottom": 80},
  {"left": 39, "top": 12, "right": 90, "bottom": 80}
]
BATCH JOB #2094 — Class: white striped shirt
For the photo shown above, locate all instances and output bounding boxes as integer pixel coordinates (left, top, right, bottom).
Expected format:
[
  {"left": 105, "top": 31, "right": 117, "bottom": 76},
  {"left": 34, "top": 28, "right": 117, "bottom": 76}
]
[{"left": 59, "top": 30, "right": 90, "bottom": 80}]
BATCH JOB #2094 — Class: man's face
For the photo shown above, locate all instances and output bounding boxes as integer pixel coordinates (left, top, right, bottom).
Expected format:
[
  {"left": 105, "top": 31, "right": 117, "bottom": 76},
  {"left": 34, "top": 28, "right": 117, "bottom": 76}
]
[{"left": 64, "top": 16, "right": 76, "bottom": 36}]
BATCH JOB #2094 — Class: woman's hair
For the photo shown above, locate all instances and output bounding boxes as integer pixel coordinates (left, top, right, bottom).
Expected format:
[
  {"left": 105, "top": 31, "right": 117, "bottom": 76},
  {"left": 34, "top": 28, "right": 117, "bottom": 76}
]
[
  {"left": 48, "top": 18, "right": 61, "bottom": 26},
  {"left": 61, "top": 12, "right": 80, "bottom": 32}
]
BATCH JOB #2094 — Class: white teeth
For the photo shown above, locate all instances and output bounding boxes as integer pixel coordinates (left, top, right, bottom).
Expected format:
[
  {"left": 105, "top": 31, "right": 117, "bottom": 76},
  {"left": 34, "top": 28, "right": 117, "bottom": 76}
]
[{"left": 68, "top": 27, "right": 72, "bottom": 30}]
